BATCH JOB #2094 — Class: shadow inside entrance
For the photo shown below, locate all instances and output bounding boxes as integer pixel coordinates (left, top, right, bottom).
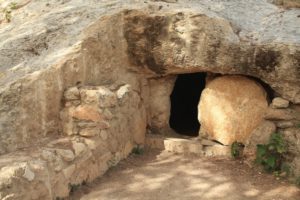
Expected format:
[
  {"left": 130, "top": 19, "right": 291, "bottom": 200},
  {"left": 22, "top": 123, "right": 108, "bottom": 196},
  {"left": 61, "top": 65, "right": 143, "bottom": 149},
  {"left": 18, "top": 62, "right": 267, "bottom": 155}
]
[{"left": 169, "top": 72, "right": 206, "bottom": 137}]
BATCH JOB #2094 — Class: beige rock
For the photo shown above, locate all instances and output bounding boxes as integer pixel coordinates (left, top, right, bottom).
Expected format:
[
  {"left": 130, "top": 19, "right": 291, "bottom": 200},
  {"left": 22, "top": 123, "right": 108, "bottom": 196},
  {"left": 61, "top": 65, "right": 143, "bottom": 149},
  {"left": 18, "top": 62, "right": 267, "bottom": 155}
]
[
  {"left": 199, "top": 75, "right": 268, "bottom": 145},
  {"left": 56, "top": 149, "right": 75, "bottom": 162},
  {"left": 64, "top": 87, "right": 80, "bottom": 101},
  {"left": 123, "top": 141, "right": 133, "bottom": 158},
  {"left": 60, "top": 107, "right": 78, "bottom": 135},
  {"left": 116, "top": 84, "right": 131, "bottom": 99},
  {"left": 264, "top": 108, "right": 296, "bottom": 120},
  {"left": 79, "top": 128, "right": 100, "bottom": 137},
  {"left": 100, "top": 130, "right": 108, "bottom": 140},
  {"left": 203, "top": 145, "right": 231, "bottom": 157},
  {"left": 79, "top": 87, "right": 117, "bottom": 107},
  {"left": 72, "top": 142, "right": 87, "bottom": 157},
  {"left": 103, "top": 109, "right": 114, "bottom": 120},
  {"left": 83, "top": 138, "right": 106, "bottom": 151},
  {"left": 62, "top": 164, "right": 76, "bottom": 179},
  {"left": 22, "top": 165, "right": 35, "bottom": 181},
  {"left": 283, "top": 128, "right": 300, "bottom": 154},
  {"left": 271, "top": 97, "right": 289, "bottom": 109},
  {"left": 246, "top": 120, "right": 276, "bottom": 147},
  {"left": 80, "top": 89, "right": 99, "bottom": 104},
  {"left": 276, "top": 121, "right": 294, "bottom": 128},
  {"left": 41, "top": 149, "right": 56, "bottom": 162},
  {"left": 72, "top": 105, "right": 103, "bottom": 122},
  {"left": 96, "top": 87, "right": 117, "bottom": 108},
  {"left": 131, "top": 107, "right": 147, "bottom": 144}
]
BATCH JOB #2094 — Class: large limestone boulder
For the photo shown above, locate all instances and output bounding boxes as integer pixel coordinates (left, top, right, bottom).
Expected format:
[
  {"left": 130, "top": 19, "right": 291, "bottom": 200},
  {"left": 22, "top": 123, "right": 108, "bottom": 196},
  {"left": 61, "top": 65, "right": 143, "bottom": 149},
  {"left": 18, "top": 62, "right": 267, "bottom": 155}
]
[{"left": 198, "top": 75, "right": 268, "bottom": 145}]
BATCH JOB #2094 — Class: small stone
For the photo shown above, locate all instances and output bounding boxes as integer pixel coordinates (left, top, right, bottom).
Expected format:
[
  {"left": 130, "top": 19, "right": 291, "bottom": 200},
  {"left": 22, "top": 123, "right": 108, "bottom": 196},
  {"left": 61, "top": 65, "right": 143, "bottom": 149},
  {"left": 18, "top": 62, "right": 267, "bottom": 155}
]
[
  {"left": 264, "top": 108, "right": 295, "bottom": 120},
  {"left": 72, "top": 142, "right": 87, "bottom": 156},
  {"left": 97, "top": 87, "right": 117, "bottom": 108},
  {"left": 83, "top": 138, "right": 104, "bottom": 150},
  {"left": 64, "top": 87, "right": 79, "bottom": 100},
  {"left": 77, "top": 121, "right": 98, "bottom": 128},
  {"left": 80, "top": 89, "right": 99, "bottom": 104},
  {"left": 72, "top": 105, "right": 103, "bottom": 122},
  {"left": 79, "top": 128, "right": 100, "bottom": 137},
  {"left": 276, "top": 121, "right": 294, "bottom": 128},
  {"left": 41, "top": 149, "right": 56, "bottom": 162},
  {"left": 103, "top": 109, "right": 113, "bottom": 120},
  {"left": 62, "top": 164, "right": 76, "bottom": 179},
  {"left": 98, "top": 121, "right": 110, "bottom": 129},
  {"left": 56, "top": 149, "right": 75, "bottom": 162},
  {"left": 116, "top": 84, "right": 130, "bottom": 99},
  {"left": 23, "top": 165, "right": 35, "bottom": 181},
  {"left": 100, "top": 130, "right": 108, "bottom": 140},
  {"left": 271, "top": 97, "right": 289, "bottom": 109}
]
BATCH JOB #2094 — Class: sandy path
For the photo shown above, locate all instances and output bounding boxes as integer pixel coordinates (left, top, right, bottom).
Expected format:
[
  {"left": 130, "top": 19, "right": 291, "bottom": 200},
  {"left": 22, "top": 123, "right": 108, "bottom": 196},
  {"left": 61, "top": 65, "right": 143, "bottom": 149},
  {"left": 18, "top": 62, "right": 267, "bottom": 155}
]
[{"left": 69, "top": 150, "right": 300, "bottom": 200}]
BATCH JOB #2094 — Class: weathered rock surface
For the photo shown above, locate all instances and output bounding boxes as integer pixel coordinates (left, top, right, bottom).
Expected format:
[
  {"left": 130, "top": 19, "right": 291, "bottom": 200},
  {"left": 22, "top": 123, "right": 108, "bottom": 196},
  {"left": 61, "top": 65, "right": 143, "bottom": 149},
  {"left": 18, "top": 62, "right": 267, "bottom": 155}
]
[
  {"left": 271, "top": 97, "right": 290, "bottom": 109},
  {"left": 0, "top": 0, "right": 299, "bottom": 154},
  {"left": 283, "top": 127, "right": 300, "bottom": 176},
  {"left": 198, "top": 75, "right": 268, "bottom": 145},
  {"left": 246, "top": 120, "right": 277, "bottom": 147},
  {"left": 0, "top": 0, "right": 299, "bottom": 199}
]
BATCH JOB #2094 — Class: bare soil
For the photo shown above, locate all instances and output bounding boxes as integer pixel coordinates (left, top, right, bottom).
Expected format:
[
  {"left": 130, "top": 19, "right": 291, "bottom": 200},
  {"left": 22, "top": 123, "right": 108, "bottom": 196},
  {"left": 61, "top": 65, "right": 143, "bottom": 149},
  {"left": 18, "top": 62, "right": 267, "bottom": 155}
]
[{"left": 69, "top": 149, "right": 300, "bottom": 200}]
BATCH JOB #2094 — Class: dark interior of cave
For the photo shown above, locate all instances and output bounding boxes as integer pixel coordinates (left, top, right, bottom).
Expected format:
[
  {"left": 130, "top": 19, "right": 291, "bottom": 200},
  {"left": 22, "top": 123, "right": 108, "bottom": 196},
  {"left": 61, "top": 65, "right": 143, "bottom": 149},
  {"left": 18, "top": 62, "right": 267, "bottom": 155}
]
[{"left": 169, "top": 72, "right": 206, "bottom": 137}]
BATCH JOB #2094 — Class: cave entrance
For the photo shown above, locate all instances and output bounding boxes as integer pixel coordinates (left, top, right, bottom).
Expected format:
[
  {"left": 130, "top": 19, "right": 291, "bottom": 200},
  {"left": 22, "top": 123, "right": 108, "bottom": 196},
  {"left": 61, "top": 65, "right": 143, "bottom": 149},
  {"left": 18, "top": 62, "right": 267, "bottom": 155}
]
[{"left": 169, "top": 72, "right": 206, "bottom": 137}]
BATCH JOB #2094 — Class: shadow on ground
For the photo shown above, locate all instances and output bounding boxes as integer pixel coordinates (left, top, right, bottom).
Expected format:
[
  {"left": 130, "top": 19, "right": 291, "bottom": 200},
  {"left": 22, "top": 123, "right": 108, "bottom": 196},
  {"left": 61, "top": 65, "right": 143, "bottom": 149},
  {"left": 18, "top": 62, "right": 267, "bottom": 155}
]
[{"left": 69, "top": 149, "right": 300, "bottom": 200}]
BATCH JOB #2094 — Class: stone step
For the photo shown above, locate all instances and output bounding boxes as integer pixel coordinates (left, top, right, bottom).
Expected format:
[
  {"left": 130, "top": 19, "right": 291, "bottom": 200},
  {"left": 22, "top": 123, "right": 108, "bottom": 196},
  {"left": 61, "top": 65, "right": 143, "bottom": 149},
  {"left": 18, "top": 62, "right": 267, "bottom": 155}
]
[{"left": 145, "top": 134, "right": 231, "bottom": 157}]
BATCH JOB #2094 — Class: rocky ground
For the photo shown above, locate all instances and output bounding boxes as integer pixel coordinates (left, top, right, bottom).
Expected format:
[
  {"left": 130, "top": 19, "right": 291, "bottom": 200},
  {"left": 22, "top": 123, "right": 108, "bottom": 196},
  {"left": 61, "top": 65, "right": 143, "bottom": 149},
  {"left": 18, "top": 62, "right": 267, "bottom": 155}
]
[{"left": 69, "top": 149, "right": 300, "bottom": 200}]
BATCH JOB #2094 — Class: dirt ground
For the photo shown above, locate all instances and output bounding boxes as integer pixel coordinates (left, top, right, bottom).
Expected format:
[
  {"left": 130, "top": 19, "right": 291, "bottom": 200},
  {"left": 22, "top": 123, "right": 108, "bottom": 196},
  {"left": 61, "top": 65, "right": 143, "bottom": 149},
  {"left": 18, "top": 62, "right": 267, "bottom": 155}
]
[{"left": 69, "top": 149, "right": 300, "bottom": 200}]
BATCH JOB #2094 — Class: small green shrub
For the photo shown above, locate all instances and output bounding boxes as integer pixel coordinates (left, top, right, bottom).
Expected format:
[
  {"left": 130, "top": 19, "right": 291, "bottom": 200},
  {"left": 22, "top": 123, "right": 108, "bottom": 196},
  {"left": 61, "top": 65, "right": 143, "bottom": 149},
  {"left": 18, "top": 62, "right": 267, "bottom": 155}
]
[
  {"left": 131, "top": 146, "right": 144, "bottom": 155},
  {"left": 1, "top": 2, "right": 18, "bottom": 23},
  {"left": 296, "top": 177, "right": 300, "bottom": 187},
  {"left": 9, "top": 2, "right": 18, "bottom": 10},
  {"left": 256, "top": 132, "right": 287, "bottom": 172},
  {"left": 231, "top": 141, "right": 245, "bottom": 159}
]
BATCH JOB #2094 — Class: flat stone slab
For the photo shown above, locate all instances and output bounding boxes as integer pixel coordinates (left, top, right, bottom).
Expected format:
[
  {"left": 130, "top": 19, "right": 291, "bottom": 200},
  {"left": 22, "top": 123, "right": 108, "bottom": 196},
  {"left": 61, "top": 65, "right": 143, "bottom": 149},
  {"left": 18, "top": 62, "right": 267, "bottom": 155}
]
[{"left": 145, "top": 134, "right": 231, "bottom": 157}]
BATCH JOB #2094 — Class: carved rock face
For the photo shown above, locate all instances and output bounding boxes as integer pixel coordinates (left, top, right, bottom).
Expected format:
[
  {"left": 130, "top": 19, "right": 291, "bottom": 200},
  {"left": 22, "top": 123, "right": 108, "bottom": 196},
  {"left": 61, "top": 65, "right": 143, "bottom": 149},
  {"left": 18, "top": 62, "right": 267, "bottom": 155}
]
[{"left": 198, "top": 75, "right": 268, "bottom": 145}]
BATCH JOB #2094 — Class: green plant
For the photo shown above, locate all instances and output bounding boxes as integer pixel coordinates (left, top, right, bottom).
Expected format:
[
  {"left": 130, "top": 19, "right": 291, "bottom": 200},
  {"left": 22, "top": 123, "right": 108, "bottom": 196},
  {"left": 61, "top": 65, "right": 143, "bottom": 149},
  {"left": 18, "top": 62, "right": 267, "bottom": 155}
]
[
  {"left": 256, "top": 132, "right": 288, "bottom": 172},
  {"left": 131, "top": 145, "right": 144, "bottom": 155},
  {"left": 231, "top": 141, "right": 245, "bottom": 159},
  {"left": 9, "top": 2, "right": 18, "bottom": 10},
  {"left": 296, "top": 177, "right": 300, "bottom": 187},
  {"left": 1, "top": 2, "right": 17, "bottom": 23},
  {"left": 3, "top": 8, "right": 11, "bottom": 22}
]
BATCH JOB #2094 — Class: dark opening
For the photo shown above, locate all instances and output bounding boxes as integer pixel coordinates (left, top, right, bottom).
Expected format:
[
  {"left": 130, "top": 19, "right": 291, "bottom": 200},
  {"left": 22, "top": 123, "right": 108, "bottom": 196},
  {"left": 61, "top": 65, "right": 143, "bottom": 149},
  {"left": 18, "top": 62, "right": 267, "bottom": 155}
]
[
  {"left": 246, "top": 76, "right": 276, "bottom": 104},
  {"left": 169, "top": 73, "right": 206, "bottom": 137}
]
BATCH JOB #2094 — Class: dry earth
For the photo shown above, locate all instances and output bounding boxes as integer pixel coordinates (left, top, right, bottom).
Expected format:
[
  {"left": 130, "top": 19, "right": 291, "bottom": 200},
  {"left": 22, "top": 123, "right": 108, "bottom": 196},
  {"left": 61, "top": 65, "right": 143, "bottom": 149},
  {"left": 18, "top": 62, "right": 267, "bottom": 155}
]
[{"left": 68, "top": 150, "right": 300, "bottom": 200}]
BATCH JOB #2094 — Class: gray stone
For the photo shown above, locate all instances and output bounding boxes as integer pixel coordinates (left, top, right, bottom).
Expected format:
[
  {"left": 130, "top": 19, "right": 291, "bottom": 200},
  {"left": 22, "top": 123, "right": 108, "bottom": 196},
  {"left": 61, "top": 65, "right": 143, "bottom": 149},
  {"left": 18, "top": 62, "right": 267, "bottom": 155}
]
[
  {"left": 22, "top": 165, "right": 35, "bottom": 181},
  {"left": 79, "top": 128, "right": 100, "bottom": 137},
  {"left": 246, "top": 120, "right": 276, "bottom": 147},
  {"left": 64, "top": 87, "right": 80, "bottom": 101},
  {"left": 271, "top": 97, "right": 289, "bottom": 109},
  {"left": 72, "top": 142, "right": 87, "bottom": 157},
  {"left": 62, "top": 164, "right": 76, "bottom": 179},
  {"left": 276, "top": 121, "right": 294, "bottom": 128},
  {"left": 264, "top": 108, "right": 296, "bottom": 120},
  {"left": 56, "top": 149, "right": 75, "bottom": 162}
]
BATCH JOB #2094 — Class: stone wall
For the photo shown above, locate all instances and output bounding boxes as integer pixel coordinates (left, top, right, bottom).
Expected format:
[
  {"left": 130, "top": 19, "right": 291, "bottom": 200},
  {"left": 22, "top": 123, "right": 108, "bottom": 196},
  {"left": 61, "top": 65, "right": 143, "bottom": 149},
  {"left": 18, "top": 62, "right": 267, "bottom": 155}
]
[
  {"left": 245, "top": 97, "right": 300, "bottom": 177},
  {"left": 0, "top": 84, "right": 146, "bottom": 199}
]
